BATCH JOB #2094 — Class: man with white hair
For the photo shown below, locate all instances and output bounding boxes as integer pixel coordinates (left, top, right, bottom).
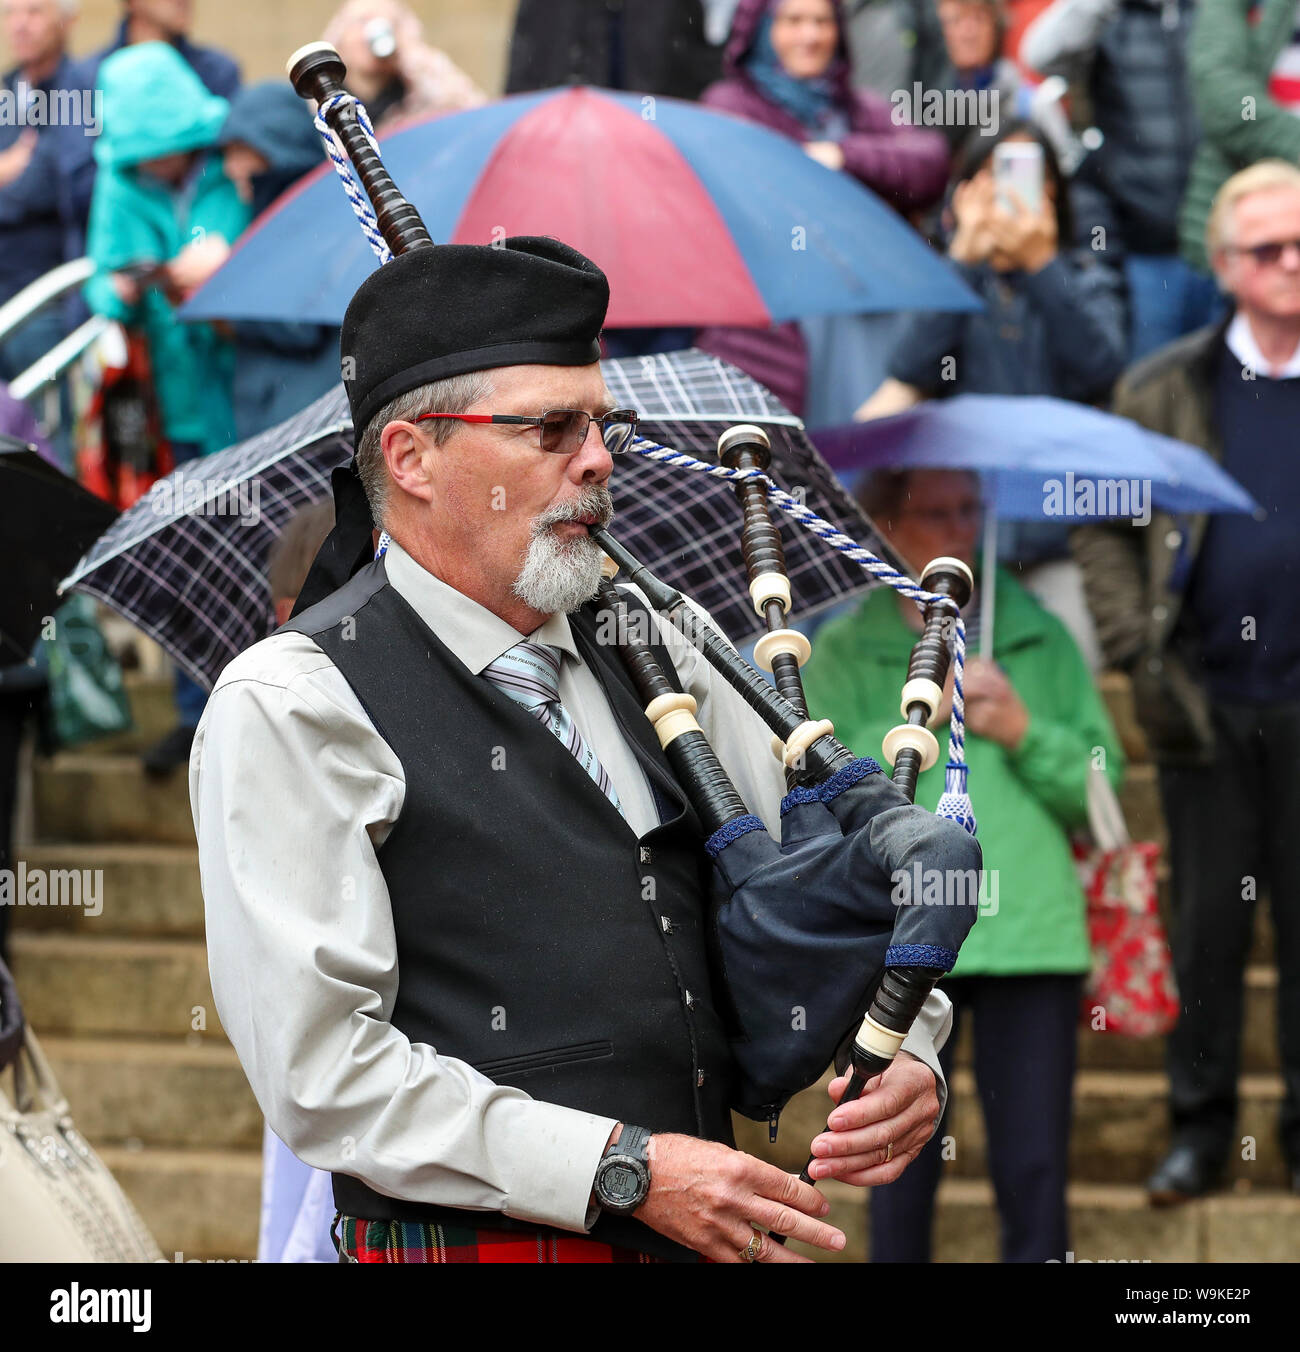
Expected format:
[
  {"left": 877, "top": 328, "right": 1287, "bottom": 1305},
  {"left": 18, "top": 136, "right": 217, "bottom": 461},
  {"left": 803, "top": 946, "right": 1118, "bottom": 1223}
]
[
  {"left": 192, "top": 235, "right": 958, "bottom": 1264},
  {"left": 1074, "top": 160, "right": 1300, "bottom": 1205}
]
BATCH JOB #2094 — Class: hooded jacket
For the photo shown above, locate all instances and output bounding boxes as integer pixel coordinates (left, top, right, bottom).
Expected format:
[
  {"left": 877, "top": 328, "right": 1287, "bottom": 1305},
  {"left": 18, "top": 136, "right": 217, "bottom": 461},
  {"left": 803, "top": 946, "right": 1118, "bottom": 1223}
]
[
  {"left": 706, "top": 0, "right": 950, "bottom": 204},
  {"left": 218, "top": 82, "right": 340, "bottom": 440},
  {"left": 694, "top": 0, "right": 950, "bottom": 413},
  {"left": 82, "top": 44, "right": 250, "bottom": 452}
]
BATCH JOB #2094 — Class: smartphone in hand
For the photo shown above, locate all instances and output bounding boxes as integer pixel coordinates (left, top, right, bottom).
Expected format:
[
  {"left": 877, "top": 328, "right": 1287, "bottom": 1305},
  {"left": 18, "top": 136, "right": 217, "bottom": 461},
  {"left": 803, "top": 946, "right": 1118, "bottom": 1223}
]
[{"left": 992, "top": 141, "right": 1044, "bottom": 216}]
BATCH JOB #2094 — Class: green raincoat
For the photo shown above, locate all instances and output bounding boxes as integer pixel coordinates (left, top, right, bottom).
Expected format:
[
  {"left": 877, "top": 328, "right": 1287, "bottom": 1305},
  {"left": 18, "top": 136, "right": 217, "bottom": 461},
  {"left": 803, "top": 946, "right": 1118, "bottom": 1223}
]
[
  {"left": 802, "top": 567, "right": 1124, "bottom": 977},
  {"left": 84, "top": 42, "right": 251, "bottom": 453}
]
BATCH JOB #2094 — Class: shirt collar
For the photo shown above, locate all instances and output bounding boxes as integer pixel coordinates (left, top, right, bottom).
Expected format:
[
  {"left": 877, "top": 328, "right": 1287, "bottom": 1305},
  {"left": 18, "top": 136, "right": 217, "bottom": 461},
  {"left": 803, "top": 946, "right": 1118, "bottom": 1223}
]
[
  {"left": 1225, "top": 310, "right": 1300, "bottom": 379},
  {"left": 382, "top": 536, "right": 581, "bottom": 675}
]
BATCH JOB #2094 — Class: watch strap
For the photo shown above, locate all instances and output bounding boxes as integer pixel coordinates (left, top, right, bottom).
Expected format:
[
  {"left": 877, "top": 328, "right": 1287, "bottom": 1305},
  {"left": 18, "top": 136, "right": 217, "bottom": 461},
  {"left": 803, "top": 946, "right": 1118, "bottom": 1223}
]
[{"left": 610, "top": 1124, "right": 651, "bottom": 1163}]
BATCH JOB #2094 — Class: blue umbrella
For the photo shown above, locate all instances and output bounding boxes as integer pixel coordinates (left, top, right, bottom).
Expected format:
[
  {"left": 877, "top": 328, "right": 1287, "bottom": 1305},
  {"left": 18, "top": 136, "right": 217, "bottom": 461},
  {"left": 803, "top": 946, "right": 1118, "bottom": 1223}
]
[
  {"left": 815, "top": 396, "right": 1259, "bottom": 518},
  {"left": 813, "top": 395, "right": 1260, "bottom": 651},
  {"left": 183, "top": 87, "right": 980, "bottom": 328}
]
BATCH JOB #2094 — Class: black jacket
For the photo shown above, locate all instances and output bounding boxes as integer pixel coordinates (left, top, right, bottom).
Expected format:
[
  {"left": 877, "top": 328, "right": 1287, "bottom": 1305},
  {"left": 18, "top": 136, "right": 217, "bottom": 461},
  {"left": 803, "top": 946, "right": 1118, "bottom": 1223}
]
[{"left": 506, "top": 0, "right": 721, "bottom": 98}]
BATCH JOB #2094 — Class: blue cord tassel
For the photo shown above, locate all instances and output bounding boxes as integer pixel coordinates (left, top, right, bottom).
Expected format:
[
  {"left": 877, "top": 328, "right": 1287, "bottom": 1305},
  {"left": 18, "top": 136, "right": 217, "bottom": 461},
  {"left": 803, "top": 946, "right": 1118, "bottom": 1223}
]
[{"left": 935, "top": 760, "right": 977, "bottom": 836}]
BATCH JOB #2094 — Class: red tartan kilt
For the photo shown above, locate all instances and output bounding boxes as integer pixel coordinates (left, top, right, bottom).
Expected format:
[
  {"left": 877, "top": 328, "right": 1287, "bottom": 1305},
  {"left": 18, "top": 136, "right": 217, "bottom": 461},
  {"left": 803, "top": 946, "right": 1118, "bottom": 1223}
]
[{"left": 336, "top": 1215, "right": 668, "bottom": 1264}]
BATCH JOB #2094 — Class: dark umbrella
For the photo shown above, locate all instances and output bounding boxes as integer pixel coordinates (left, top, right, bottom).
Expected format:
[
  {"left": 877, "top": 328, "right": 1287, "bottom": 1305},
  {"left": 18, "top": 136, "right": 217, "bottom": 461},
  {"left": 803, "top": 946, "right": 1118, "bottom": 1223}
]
[
  {"left": 62, "top": 350, "right": 897, "bottom": 689},
  {"left": 1, "top": 437, "right": 117, "bottom": 664}
]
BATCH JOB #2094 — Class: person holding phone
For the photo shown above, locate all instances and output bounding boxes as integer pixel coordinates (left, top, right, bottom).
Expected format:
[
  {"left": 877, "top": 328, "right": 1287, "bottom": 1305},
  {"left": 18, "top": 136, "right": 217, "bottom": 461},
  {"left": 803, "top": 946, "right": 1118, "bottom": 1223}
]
[
  {"left": 860, "top": 122, "right": 1125, "bottom": 419},
  {"left": 322, "top": 0, "right": 484, "bottom": 131},
  {"left": 856, "top": 122, "right": 1125, "bottom": 580}
]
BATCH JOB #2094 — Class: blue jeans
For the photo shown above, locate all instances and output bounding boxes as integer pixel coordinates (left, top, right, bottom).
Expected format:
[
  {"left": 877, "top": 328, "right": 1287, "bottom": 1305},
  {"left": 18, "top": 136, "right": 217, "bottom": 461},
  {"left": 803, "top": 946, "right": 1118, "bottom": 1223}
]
[
  {"left": 175, "top": 670, "right": 207, "bottom": 729},
  {"left": 1124, "top": 254, "right": 1225, "bottom": 363}
]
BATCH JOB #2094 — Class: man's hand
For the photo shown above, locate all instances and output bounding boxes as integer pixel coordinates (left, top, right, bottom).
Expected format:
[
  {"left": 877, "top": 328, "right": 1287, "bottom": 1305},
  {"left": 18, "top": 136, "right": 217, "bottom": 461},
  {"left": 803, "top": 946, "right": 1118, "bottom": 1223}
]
[
  {"left": 634, "top": 1133, "right": 847, "bottom": 1262},
  {"left": 986, "top": 186, "right": 1058, "bottom": 274},
  {"left": 109, "top": 272, "right": 142, "bottom": 307},
  {"left": 0, "top": 130, "right": 37, "bottom": 187},
  {"left": 805, "top": 1052, "right": 941, "bottom": 1187},
  {"left": 803, "top": 140, "right": 845, "bottom": 172},
  {"left": 166, "top": 233, "right": 232, "bottom": 299},
  {"left": 948, "top": 174, "right": 997, "bottom": 264}
]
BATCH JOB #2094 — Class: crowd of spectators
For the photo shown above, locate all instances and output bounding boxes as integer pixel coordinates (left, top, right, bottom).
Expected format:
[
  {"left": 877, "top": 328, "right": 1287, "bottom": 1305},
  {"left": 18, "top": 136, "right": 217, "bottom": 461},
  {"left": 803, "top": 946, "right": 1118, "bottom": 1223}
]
[{"left": 2, "top": 0, "right": 1296, "bottom": 1262}]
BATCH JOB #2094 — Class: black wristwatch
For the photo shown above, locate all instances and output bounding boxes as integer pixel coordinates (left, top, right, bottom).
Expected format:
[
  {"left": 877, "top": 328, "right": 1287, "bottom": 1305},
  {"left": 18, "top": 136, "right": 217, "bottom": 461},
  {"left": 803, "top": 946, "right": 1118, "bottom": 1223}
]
[{"left": 593, "top": 1124, "right": 652, "bottom": 1214}]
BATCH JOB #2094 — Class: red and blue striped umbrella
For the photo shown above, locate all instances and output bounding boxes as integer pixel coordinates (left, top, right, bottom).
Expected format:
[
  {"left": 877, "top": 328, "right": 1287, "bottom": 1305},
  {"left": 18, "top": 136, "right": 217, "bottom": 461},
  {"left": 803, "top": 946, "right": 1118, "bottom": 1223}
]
[{"left": 185, "top": 86, "right": 977, "bottom": 328}]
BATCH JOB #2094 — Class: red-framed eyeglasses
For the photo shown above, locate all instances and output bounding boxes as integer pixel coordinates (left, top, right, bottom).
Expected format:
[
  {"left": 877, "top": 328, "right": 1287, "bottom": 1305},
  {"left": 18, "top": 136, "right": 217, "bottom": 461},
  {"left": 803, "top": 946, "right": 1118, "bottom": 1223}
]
[{"left": 415, "top": 407, "right": 640, "bottom": 455}]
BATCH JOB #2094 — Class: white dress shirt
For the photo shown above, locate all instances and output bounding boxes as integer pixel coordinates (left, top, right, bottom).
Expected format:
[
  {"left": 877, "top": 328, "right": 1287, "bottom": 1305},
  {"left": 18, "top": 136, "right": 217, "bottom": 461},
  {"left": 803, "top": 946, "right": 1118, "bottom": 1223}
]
[
  {"left": 190, "top": 538, "right": 952, "bottom": 1234},
  {"left": 1225, "top": 309, "right": 1300, "bottom": 380}
]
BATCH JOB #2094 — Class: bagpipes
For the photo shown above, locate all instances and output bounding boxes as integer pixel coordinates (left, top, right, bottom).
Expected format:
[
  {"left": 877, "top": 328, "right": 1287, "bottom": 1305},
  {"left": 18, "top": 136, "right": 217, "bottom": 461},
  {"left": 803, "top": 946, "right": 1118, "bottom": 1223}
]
[{"left": 287, "top": 41, "right": 982, "bottom": 1188}]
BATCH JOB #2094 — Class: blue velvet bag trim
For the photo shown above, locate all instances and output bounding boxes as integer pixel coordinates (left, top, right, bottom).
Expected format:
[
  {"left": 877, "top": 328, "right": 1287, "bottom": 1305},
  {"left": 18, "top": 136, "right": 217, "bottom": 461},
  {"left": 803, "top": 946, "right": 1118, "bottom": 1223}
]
[
  {"left": 885, "top": 944, "right": 958, "bottom": 971},
  {"left": 778, "top": 783, "right": 822, "bottom": 815},
  {"left": 818, "top": 757, "right": 883, "bottom": 803},
  {"left": 704, "top": 814, "right": 768, "bottom": 859},
  {"left": 778, "top": 757, "right": 883, "bottom": 816}
]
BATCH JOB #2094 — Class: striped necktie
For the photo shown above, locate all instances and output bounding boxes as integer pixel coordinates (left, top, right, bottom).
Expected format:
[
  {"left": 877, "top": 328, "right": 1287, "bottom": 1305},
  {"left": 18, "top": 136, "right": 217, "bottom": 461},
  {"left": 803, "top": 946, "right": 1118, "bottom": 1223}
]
[{"left": 481, "top": 641, "right": 623, "bottom": 815}]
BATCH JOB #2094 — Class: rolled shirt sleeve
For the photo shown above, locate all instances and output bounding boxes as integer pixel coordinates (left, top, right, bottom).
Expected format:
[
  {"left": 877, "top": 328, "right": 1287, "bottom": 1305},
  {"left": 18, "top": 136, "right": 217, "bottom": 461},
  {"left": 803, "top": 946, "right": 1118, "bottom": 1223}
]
[{"left": 191, "top": 638, "right": 616, "bottom": 1233}]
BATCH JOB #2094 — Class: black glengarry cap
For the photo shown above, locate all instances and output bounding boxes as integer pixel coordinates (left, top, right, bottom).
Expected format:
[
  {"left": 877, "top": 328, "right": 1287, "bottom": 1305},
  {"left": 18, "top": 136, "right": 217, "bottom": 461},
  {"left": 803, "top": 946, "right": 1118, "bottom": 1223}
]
[{"left": 342, "top": 235, "right": 610, "bottom": 442}]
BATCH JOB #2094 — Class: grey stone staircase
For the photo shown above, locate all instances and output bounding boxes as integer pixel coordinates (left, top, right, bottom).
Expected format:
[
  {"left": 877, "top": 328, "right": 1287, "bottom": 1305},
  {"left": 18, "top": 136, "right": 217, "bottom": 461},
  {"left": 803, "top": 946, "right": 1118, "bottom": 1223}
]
[
  {"left": 8, "top": 671, "right": 1295, "bottom": 1261},
  {"left": 9, "top": 673, "right": 262, "bottom": 1259}
]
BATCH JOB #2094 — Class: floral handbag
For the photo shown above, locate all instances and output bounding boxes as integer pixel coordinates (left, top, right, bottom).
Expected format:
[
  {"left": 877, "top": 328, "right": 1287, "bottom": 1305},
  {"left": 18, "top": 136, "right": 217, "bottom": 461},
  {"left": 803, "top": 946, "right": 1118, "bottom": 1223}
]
[{"left": 1074, "top": 765, "right": 1178, "bottom": 1037}]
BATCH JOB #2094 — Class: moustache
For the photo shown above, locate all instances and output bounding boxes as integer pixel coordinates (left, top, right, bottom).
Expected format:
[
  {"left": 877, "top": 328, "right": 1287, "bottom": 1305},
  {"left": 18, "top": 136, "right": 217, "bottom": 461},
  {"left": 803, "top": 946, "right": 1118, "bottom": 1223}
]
[{"left": 533, "top": 485, "right": 615, "bottom": 534}]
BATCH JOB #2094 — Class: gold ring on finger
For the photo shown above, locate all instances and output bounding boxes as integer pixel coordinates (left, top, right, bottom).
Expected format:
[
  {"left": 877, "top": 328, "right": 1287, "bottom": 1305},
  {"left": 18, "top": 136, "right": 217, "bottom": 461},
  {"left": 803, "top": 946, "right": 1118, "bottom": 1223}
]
[
  {"left": 739, "top": 1224, "right": 764, "bottom": 1263},
  {"left": 884, "top": 1141, "right": 894, "bottom": 1164}
]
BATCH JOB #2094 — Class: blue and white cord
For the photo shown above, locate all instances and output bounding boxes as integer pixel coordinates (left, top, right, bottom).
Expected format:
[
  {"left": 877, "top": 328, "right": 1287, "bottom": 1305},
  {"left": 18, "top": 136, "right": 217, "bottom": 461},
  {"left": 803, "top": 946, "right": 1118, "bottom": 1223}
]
[
  {"left": 627, "top": 435, "right": 977, "bottom": 836},
  {"left": 313, "top": 92, "right": 392, "bottom": 266}
]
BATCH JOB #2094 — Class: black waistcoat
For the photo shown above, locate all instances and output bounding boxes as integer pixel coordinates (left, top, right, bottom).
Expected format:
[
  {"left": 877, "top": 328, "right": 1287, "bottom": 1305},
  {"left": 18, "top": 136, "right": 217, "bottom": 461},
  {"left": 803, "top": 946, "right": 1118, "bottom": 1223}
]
[{"left": 284, "top": 559, "right": 736, "bottom": 1260}]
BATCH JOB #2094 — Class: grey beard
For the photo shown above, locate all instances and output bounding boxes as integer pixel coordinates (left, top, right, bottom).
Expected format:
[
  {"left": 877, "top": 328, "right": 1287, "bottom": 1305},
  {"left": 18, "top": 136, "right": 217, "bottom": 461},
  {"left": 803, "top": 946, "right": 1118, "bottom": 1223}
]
[{"left": 511, "top": 485, "right": 613, "bottom": 615}]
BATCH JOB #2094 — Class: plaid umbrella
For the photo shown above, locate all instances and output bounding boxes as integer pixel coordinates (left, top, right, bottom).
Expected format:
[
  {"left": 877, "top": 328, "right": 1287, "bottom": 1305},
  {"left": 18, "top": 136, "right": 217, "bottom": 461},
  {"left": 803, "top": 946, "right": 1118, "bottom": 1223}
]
[{"left": 62, "top": 350, "right": 893, "bottom": 690}]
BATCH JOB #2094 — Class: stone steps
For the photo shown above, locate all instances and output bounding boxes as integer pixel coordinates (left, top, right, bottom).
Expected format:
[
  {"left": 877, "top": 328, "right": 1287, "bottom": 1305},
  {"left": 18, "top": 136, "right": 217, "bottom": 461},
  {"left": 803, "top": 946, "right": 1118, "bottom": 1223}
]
[
  {"left": 33, "top": 754, "right": 196, "bottom": 845},
  {"left": 96, "top": 1146, "right": 261, "bottom": 1262},
  {"left": 8, "top": 932, "right": 221, "bottom": 1041},
  {"left": 944, "top": 1069, "right": 1286, "bottom": 1187},
  {"left": 9, "top": 842, "right": 204, "bottom": 936},
  {"left": 38, "top": 1035, "right": 261, "bottom": 1152},
  {"left": 783, "top": 1180, "right": 1300, "bottom": 1263},
  {"left": 91, "top": 674, "right": 177, "bottom": 755}
]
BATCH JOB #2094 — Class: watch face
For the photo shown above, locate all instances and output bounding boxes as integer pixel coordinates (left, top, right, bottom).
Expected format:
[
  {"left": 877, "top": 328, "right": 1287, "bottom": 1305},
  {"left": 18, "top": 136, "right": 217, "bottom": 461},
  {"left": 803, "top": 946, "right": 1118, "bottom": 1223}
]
[
  {"left": 598, "top": 1154, "right": 648, "bottom": 1210},
  {"left": 605, "top": 1164, "right": 640, "bottom": 1202}
]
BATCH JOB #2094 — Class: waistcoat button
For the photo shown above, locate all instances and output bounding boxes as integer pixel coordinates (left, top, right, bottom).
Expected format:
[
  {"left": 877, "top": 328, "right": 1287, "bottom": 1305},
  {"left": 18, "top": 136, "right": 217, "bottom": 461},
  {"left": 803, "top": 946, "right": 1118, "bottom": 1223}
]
[
  {"left": 661, "top": 916, "right": 674, "bottom": 934},
  {"left": 639, "top": 847, "right": 652, "bottom": 864}
]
